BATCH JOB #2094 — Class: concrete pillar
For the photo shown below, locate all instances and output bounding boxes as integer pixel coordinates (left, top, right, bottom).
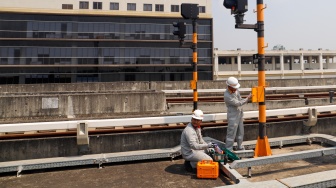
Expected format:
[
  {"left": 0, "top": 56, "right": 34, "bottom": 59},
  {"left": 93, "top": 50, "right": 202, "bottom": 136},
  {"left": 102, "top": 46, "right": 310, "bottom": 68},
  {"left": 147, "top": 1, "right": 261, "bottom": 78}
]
[
  {"left": 307, "top": 56, "right": 312, "bottom": 70},
  {"left": 326, "top": 56, "right": 330, "bottom": 69},
  {"left": 319, "top": 53, "right": 323, "bottom": 78},
  {"left": 213, "top": 53, "right": 219, "bottom": 80},
  {"left": 290, "top": 56, "right": 295, "bottom": 70},
  {"left": 300, "top": 53, "right": 304, "bottom": 78},
  {"left": 231, "top": 57, "right": 235, "bottom": 71},
  {"left": 280, "top": 53, "right": 284, "bottom": 78},
  {"left": 319, "top": 53, "right": 323, "bottom": 70},
  {"left": 271, "top": 56, "right": 276, "bottom": 70},
  {"left": 237, "top": 54, "right": 241, "bottom": 78}
]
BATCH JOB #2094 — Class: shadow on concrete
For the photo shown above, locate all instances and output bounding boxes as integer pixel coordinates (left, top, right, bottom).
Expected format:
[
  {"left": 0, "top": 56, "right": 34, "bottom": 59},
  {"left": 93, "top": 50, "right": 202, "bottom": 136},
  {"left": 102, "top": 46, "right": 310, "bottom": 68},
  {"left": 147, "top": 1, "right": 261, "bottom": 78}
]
[{"left": 164, "top": 163, "right": 193, "bottom": 177}]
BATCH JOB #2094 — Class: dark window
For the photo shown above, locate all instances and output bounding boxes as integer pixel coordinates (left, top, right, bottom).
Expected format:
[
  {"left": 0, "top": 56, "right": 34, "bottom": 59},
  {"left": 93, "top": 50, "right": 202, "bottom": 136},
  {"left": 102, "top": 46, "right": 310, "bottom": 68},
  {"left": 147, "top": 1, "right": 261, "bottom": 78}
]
[
  {"left": 171, "top": 5, "right": 179, "bottom": 12},
  {"left": 143, "top": 4, "right": 152, "bottom": 11},
  {"left": 199, "top": 6, "right": 206, "bottom": 13},
  {"left": 155, "top": 4, "right": 164, "bottom": 12},
  {"left": 62, "top": 4, "right": 73, "bottom": 9},
  {"left": 93, "top": 2, "right": 102, "bottom": 10},
  {"left": 79, "top": 2, "right": 89, "bottom": 9},
  {"left": 127, "top": 3, "right": 136, "bottom": 11},
  {"left": 110, "top": 2, "right": 119, "bottom": 10}
]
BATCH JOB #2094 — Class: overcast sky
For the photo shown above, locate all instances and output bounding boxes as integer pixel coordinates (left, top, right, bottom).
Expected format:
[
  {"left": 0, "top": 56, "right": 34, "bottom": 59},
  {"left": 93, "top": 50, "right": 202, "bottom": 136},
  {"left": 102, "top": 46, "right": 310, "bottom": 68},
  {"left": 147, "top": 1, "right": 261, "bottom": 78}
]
[{"left": 212, "top": 0, "right": 336, "bottom": 51}]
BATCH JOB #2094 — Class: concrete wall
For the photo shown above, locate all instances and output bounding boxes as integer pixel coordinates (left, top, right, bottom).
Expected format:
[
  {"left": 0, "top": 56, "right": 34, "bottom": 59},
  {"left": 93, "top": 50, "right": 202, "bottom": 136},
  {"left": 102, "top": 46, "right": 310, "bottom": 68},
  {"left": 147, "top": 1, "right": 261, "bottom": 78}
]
[
  {"left": 0, "top": 91, "right": 165, "bottom": 121},
  {"left": 1, "top": 78, "right": 335, "bottom": 122},
  {"left": 1, "top": 78, "right": 336, "bottom": 94},
  {"left": 1, "top": 116, "right": 335, "bottom": 162},
  {"left": 0, "top": 82, "right": 151, "bottom": 94}
]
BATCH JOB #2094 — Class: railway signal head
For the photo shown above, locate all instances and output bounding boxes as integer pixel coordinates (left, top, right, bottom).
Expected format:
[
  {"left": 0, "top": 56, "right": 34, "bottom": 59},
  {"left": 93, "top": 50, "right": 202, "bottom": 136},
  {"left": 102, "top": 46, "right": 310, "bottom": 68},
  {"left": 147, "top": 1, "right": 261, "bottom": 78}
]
[
  {"left": 253, "top": 54, "right": 259, "bottom": 64},
  {"left": 172, "top": 22, "right": 186, "bottom": 40},
  {"left": 223, "top": 0, "right": 248, "bottom": 15},
  {"left": 181, "top": 3, "right": 199, "bottom": 19}
]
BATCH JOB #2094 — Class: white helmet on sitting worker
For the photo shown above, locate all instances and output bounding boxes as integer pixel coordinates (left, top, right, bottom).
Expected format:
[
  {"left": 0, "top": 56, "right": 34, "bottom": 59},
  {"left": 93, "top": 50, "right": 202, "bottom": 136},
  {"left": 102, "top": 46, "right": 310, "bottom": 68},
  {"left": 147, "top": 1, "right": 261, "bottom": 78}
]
[
  {"left": 192, "top": 109, "right": 204, "bottom": 120},
  {"left": 226, "top": 77, "right": 240, "bottom": 89}
]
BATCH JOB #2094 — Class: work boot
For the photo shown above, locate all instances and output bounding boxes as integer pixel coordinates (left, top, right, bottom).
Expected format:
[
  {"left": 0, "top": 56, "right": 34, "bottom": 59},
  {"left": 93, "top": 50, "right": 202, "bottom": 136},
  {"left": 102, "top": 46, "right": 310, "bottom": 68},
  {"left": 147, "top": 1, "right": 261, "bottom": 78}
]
[
  {"left": 184, "top": 161, "right": 193, "bottom": 173},
  {"left": 237, "top": 146, "right": 245, "bottom": 151}
]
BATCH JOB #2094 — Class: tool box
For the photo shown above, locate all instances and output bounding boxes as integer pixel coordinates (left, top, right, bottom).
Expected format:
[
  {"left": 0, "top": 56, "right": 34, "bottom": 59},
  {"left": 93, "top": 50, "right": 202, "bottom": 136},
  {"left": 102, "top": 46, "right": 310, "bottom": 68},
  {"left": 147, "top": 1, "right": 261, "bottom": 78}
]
[{"left": 196, "top": 160, "right": 219, "bottom": 179}]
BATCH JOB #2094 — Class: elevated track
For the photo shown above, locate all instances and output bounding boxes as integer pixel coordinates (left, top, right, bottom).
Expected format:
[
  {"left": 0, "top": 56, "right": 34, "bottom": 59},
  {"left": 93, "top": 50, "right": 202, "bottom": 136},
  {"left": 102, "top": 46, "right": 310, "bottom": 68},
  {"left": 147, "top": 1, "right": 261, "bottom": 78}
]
[
  {"left": 1, "top": 105, "right": 336, "bottom": 140},
  {"left": 166, "top": 92, "right": 335, "bottom": 103}
]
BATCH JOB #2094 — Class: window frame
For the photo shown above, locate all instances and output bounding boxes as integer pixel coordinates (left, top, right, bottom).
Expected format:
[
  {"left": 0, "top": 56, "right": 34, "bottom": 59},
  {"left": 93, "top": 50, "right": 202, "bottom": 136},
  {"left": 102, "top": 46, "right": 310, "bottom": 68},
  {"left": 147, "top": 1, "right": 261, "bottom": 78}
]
[
  {"left": 171, "top": 5, "right": 179, "bottom": 12},
  {"left": 143, "top": 4, "right": 152, "bottom": 11},
  {"left": 62, "top": 4, "right": 73, "bottom": 10},
  {"left": 93, "top": 2, "right": 102, "bottom": 10},
  {"left": 79, "top": 1, "right": 89, "bottom": 9},
  {"left": 199, "top": 6, "right": 206, "bottom": 13},
  {"left": 127, "top": 3, "right": 136, "bottom": 11},
  {"left": 110, "top": 2, "right": 119, "bottom": 10},
  {"left": 155, "top": 4, "right": 164, "bottom": 12}
]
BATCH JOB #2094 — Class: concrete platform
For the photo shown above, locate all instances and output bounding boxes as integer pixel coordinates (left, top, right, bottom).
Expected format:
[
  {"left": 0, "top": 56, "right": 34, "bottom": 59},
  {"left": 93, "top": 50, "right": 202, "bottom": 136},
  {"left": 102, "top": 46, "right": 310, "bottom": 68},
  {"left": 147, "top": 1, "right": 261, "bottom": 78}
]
[
  {"left": 1, "top": 135, "right": 336, "bottom": 188},
  {"left": 1, "top": 144, "right": 336, "bottom": 188},
  {"left": 0, "top": 158, "right": 232, "bottom": 188}
]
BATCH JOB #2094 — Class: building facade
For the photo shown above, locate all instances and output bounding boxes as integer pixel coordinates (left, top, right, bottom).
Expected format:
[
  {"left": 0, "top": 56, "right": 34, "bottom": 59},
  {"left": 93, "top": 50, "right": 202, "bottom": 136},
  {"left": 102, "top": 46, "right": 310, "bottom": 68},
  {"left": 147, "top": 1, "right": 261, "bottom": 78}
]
[
  {"left": 0, "top": 0, "right": 213, "bottom": 84},
  {"left": 214, "top": 49, "right": 336, "bottom": 80}
]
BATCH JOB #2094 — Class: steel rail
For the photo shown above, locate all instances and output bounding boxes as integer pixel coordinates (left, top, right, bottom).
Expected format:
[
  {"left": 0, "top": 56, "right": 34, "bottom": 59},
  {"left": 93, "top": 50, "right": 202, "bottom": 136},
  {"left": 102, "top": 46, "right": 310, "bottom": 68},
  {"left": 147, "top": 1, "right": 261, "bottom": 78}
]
[
  {"left": 166, "top": 92, "right": 335, "bottom": 103},
  {"left": 1, "top": 105, "right": 336, "bottom": 133},
  {"left": 162, "top": 85, "right": 336, "bottom": 94},
  {"left": 0, "top": 108, "right": 336, "bottom": 140}
]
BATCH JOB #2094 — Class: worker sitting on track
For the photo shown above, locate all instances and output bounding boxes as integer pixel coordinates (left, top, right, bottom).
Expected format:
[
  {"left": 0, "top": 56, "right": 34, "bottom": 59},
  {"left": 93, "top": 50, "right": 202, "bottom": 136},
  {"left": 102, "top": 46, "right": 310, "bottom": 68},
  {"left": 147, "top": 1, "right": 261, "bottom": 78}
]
[{"left": 180, "top": 109, "right": 213, "bottom": 173}]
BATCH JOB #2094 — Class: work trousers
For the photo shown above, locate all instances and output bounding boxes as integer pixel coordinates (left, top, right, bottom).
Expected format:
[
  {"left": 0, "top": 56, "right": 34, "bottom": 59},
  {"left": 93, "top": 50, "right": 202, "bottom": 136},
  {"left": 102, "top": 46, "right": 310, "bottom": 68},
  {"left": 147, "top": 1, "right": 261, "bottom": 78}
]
[
  {"left": 225, "top": 114, "right": 244, "bottom": 151},
  {"left": 186, "top": 150, "right": 212, "bottom": 168}
]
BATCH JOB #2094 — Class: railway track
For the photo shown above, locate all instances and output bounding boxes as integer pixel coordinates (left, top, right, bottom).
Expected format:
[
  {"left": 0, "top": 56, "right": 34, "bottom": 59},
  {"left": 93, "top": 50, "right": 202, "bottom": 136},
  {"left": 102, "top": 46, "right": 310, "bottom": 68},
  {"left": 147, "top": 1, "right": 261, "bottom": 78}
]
[
  {"left": 166, "top": 92, "right": 335, "bottom": 103},
  {"left": 1, "top": 110, "right": 336, "bottom": 140}
]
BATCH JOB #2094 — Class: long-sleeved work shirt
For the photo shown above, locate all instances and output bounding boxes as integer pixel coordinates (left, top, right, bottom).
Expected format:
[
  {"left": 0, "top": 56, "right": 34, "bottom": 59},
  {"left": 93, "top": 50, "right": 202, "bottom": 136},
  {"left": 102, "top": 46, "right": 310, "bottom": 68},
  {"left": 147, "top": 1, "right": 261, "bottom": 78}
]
[
  {"left": 180, "top": 123, "right": 208, "bottom": 160},
  {"left": 224, "top": 89, "right": 248, "bottom": 123}
]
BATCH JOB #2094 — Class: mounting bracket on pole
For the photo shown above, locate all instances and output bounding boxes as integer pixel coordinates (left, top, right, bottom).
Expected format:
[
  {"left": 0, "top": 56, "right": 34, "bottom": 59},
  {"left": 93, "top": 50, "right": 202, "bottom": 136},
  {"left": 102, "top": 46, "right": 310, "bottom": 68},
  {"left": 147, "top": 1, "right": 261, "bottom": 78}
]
[{"left": 251, "top": 86, "right": 265, "bottom": 103}]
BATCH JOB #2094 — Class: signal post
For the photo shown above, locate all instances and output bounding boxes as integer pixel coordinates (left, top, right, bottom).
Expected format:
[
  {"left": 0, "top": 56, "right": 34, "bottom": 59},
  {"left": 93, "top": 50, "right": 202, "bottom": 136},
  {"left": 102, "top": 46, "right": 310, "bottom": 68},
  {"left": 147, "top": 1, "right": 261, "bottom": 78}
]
[
  {"left": 173, "top": 4, "right": 199, "bottom": 111},
  {"left": 224, "top": 0, "right": 272, "bottom": 157}
]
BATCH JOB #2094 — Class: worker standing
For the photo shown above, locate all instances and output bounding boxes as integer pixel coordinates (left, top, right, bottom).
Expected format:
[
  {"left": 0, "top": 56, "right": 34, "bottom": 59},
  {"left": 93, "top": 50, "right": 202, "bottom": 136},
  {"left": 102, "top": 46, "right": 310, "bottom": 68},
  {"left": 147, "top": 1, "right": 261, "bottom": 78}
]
[
  {"left": 224, "top": 77, "right": 252, "bottom": 151},
  {"left": 180, "top": 109, "right": 213, "bottom": 172}
]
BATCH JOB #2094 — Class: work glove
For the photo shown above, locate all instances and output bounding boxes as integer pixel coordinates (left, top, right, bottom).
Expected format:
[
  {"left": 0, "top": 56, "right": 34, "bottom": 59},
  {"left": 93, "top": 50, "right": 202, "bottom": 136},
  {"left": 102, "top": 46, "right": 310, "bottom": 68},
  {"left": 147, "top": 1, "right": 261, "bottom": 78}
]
[
  {"left": 211, "top": 143, "right": 218, "bottom": 148},
  {"left": 207, "top": 142, "right": 213, "bottom": 148},
  {"left": 247, "top": 93, "right": 252, "bottom": 99}
]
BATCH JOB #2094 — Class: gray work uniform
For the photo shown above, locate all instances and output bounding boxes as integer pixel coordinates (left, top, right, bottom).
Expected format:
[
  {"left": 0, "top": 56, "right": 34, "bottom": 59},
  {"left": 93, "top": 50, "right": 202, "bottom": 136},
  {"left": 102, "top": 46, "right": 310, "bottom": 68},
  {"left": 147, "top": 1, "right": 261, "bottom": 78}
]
[
  {"left": 180, "top": 123, "right": 212, "bottom": 168},
  {"left": 224, "top": 88, "right": 249, "bottom": 151}
]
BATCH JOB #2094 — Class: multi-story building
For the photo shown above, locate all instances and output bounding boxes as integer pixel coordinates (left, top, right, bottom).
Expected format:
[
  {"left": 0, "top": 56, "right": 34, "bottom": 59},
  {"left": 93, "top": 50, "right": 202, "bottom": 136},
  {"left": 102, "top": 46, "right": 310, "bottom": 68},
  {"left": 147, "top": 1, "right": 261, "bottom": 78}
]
[{"left": 0, "top": 0, "right": 213, "bottom": 84}]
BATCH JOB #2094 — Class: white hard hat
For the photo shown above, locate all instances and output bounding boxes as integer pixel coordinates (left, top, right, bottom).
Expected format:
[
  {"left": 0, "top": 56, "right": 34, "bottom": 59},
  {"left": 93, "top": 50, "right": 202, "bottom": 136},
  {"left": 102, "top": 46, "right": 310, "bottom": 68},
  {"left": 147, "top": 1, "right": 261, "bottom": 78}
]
[
  {"left": 226, "top": 77, "right": 240, "bottom": 89},
  {"left": 192, "top": 109, "right": 204, "bottom": 120}
]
